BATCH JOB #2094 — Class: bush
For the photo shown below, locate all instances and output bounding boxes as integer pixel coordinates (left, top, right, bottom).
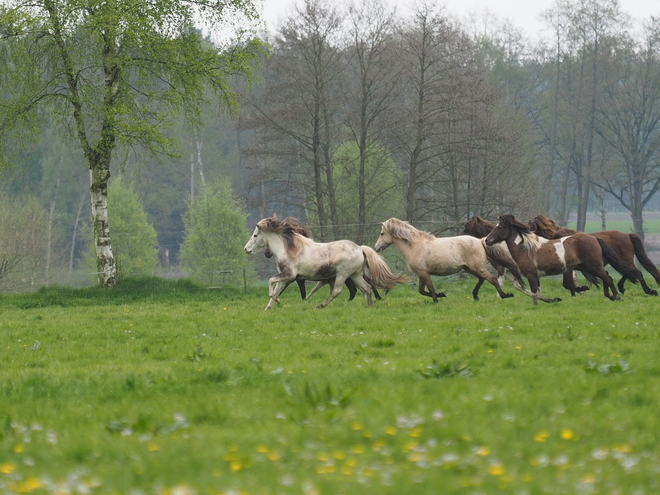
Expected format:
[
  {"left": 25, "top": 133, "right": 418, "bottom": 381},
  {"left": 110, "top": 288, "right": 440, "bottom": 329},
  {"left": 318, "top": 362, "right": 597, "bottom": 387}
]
[{"left": 179, "top": 179, "right": 254, "bottom": 287}]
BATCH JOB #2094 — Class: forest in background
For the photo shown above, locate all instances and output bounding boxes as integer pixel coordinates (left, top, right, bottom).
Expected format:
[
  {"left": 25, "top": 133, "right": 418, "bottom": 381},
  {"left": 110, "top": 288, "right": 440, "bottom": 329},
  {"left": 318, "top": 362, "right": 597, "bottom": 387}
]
[{"left": 1, "top": 0, "right": 660, "bottom": 290}]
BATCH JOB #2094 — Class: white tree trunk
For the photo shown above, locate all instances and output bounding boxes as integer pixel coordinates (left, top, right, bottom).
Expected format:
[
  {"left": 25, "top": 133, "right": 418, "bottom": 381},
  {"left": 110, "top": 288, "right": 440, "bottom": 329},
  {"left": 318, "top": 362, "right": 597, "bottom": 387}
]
[{"left": 90, "top": 168, "right": 117, "bottom": 286}]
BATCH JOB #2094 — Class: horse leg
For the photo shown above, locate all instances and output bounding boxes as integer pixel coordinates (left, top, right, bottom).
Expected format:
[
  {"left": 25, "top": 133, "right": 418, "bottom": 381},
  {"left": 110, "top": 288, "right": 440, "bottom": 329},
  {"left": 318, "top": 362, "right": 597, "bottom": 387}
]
[
  {"left": 471, "top": 278, "right": 484, "bottom": 301},
  {"left": 528, "top": 276, "right": 559, "bottom": 305},
  {"left": 306, "top": 280, "right": 329, "bottom": 300},
  {"left": 316, "top": 278, "right": 345, "bottom": 309},
  {"left": 363, "top": 274, "right": 382, "bottom": 300},
  {"left": 562, "top": 273, "right": 577, "bottom": 296},
  {"left": 638, "top": 276, "right": 659, "bottom": 296},
  {"left": 572, "top": 270, "right": 590, "bottom": 293},
  {"left": 296, "top": 280, "right": 307, "bottom": 300},
  {"left": 418, "top": 273, "right": 444, "bottom": 302},
  {"left": 599, "top": 271, "right": 620, "bottom": 301},
  {"left": 350, "top": 273, "right": 374, "bottom": 307},
  {"left": 345, "top": 278, "right": 358, "bottom": 301},
  {"left": 466, "top": 267, "right": 513, "bottom": 300}
]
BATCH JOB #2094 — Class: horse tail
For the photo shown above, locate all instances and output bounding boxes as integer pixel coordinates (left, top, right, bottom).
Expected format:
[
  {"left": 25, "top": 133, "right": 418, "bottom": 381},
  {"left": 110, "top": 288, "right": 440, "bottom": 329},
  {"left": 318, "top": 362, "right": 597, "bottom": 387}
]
[
  {"left": 581, "top": 271, "right": 601, "bottom": 287},
  {"left": 597, "top": 238, "right": 640, "bottom": 284},
  {"left": 629, "top": 233, "right": 660, "bottom": 284},
  {"left": 482, "top": 241, "right": 525, "bottom": 288},
  {"left": 360, "top": 246, "right": 412, "bottom": 289}
]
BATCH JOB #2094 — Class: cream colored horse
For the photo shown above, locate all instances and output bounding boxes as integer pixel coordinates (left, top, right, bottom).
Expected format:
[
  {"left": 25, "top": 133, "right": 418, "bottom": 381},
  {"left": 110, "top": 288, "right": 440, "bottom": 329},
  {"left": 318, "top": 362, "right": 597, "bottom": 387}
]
[
  {"left": 374, "top": 218, "right": 520, "bottom": 301},
  {"left": 244, "top": 216, "right": 410, "bottom": 309}
]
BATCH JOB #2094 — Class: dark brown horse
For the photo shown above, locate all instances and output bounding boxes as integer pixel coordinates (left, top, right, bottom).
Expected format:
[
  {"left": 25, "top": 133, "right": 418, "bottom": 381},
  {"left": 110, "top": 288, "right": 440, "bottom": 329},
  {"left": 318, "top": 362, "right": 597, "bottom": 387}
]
[
  {"left": 461, "top": 216, "right": 587, "bottom": 296},
  {"left": 485, "top": 214, "right": 639, "bottom": 304},
  {"left": 528, "top": 215, "right": 658, "bottom": 296}
]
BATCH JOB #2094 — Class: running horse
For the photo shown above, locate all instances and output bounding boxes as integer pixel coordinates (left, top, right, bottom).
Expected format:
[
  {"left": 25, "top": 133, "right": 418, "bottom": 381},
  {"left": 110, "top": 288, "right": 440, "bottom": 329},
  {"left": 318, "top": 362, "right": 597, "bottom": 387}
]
[
  {"left": 262, "top": 217, "right": 381, "bottom": 302},
  {"left": 374, "top": 218, "right": 522, "bottom": 301},
  {"left": 244, "top": 216, "right": 409, "bottom": 309},
  {"left": 485, "top": 214, "right": 640, "bottom": 304},
  {"left": 528, "top": 215, "right": 658, "bottom": 296}
]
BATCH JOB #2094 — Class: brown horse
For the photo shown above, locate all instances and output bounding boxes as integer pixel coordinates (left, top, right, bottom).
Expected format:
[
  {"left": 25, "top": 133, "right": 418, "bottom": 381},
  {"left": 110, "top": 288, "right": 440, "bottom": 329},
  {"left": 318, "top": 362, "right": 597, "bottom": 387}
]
[
  {"left": 485, "top": 214, "right": 639, "bottom": 304},
  {"left": 528, "top": 215, "right": 659, "bottom": 296},
  {"left": 461, "top": 216, "right": 587, "bottom": 296}
]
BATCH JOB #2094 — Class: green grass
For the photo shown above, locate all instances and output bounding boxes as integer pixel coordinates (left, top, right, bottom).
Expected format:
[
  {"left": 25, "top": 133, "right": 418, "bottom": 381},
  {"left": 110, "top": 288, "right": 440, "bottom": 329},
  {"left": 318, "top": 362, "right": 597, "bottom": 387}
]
[
  {"left": 0, "top": 277, "right": 659, "bottom": 494},
  {"left": 570, "top": 218, "right": 660, "bottom": 234}
]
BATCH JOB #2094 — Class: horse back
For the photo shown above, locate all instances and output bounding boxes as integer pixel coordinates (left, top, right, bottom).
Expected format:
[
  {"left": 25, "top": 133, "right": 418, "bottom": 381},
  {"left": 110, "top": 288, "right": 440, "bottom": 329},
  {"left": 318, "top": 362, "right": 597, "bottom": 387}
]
[
  {"left": 420, "top": 236, "right": 487, "bottom": 275},
  {"left": 561, "top": 233, "right": 604, "bottom": 269}
]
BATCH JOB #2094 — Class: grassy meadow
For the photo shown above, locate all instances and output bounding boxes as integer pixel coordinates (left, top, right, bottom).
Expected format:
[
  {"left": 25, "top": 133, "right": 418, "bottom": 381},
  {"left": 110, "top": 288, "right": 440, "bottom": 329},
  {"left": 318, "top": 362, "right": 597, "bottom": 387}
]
[{"left": 0, "top": 277, "right": 659, "bottom": 494}]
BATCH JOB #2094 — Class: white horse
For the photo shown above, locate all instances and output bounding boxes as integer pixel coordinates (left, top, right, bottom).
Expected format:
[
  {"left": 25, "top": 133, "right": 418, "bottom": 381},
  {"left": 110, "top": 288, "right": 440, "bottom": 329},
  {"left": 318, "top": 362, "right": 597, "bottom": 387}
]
[
  {"left": 374, "top": 218, "right": 521, "bottom": 301},
  {"left": 244, "top": 216, "right": 410, "bottom": 310}
]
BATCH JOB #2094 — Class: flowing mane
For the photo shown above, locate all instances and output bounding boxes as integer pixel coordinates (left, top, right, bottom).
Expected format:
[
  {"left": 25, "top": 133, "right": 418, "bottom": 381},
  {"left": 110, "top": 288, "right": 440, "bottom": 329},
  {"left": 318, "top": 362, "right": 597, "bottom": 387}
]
[
  {"left": 462, "top": 216, "right": 496, "bottom": 237},
  {"left": 528, "top": 215, "right": 577, "bottom": 239},
  {"left": 256, "top": 215, "right": 309, "bottom": 257},
  {"left": 497, "top": 214, "right": 544, "bottom": 253},
  {"left": 382, "top": 218, "right": 435, "bottom": 243}
]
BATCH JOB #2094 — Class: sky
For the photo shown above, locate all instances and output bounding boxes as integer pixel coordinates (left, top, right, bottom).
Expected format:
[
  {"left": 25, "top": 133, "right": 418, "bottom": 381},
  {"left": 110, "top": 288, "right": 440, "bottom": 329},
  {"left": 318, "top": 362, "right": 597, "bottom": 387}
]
[{"left": 257, "top": 0, "right": 659, "bottom": 41}]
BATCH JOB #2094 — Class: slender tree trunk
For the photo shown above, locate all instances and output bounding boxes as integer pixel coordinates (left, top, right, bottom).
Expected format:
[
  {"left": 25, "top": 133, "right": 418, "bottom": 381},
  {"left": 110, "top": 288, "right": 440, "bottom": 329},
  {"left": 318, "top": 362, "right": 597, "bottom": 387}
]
[
  {"left": 69, "top": 189, "right": 87, "bottom": 272},
  {"left": 90, "top": 164, "right": 117, "bottom": 286}
]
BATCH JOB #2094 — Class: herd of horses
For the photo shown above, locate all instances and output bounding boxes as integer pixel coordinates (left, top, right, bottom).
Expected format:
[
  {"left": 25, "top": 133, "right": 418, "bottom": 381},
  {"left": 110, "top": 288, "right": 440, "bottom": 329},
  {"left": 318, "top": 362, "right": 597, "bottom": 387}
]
[{"left": 243, "top": 214, "right": 660, "bottom": 309}]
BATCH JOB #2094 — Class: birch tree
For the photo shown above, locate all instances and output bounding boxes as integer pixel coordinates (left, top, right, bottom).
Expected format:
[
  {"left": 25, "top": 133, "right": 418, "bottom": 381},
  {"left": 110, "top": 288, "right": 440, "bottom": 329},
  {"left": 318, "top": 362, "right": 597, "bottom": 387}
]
[{"left": 0, "top": 0, "right": 264, "bottom": 286}]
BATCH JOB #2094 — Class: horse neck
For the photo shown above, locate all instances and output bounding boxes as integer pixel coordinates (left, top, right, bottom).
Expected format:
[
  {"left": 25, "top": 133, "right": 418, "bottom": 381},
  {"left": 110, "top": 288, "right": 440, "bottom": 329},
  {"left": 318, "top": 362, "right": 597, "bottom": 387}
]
[
  {"left": 503, "top": 233, "right": 536, "bottom": 264},
  {"left": 262, "top": 232, "right": 289, "bottom": 259},
  {"left": 390, "top": 236, "right": 418, "bottom": 261}
]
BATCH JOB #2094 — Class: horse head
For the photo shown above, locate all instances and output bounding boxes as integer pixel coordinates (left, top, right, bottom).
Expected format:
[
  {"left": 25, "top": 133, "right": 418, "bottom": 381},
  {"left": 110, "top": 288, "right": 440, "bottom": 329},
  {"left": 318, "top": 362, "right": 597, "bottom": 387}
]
[
  {"left": 528, "top": 215, "right": 576, "bottom": 239},
  {"left": 244, "top": 223, "right": 268, "bottom": 254},
  {"left": 485, "top": 214, "right": 530, "bottom": 246},
  {"left": 461, "top": 216, "right": 495, "bottom": 238}
]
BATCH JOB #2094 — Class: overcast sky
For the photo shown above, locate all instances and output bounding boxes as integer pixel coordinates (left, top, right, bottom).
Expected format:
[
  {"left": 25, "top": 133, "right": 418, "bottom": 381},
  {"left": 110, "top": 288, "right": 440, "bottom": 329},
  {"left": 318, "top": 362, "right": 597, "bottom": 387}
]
[{"left": 257, "top": 0, "right": 659, "bottom": 41}]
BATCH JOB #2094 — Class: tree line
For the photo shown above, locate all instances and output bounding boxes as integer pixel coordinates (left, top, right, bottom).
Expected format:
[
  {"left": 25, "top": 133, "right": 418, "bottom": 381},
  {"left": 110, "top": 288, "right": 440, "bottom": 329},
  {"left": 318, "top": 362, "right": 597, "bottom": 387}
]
[{"left": 1, "top": 0, "right": 660, "bottom": 289}]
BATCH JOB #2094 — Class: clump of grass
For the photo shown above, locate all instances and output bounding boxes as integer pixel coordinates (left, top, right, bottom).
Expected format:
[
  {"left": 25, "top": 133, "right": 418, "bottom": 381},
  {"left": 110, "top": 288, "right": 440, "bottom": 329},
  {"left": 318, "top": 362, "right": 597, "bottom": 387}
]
[{"left": 418, "top": 359, "right": 474, "bottom": 379}]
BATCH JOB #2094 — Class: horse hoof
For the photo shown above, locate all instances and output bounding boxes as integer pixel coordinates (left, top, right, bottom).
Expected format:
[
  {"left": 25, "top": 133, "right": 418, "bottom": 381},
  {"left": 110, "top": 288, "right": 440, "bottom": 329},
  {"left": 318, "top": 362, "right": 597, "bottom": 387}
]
[
  {"left": 648, "top": 289, "right": 658, "bottom": 296},
  {"left": 502, "top": 293, "right": 514, "bottom": 298},
  {"left": 554, "top": 298, "right": 562, "bottom": 302},
  {"left": 438, "top": 293, "right": 447, "bottom": 298},
  {"left": 473, "top": 296, "right": 479, "bottom": 301}
]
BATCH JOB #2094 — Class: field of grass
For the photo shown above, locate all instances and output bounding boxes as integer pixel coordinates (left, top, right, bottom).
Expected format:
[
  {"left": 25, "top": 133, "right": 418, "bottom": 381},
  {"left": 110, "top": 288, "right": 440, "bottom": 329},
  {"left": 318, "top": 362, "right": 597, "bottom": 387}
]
[
  {"left": 570, "top": 217, "right": 660, "bottom": 234},
  {"left": 0, "top": 277, "right": 659, "bottom": 494}
]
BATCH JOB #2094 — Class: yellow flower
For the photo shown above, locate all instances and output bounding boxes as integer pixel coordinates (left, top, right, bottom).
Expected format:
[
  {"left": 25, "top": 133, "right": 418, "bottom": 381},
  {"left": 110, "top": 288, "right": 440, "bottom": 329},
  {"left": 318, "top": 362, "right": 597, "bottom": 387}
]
[
  {"left": 333, "top": 450, "right": 345, "bottom": 460},
  {"left": 0, "top": 463, "right": 15, "bottom": 474},
  {"left": 267, "top": 451, "right": 281, "bottom": 461},
  {"left": 230, "top": 461, "right": 242, "bottom": 472},
  {"left": 560, "top": 429, "right": 574, "bottom": 440},
  {"left": 350, "top": 422, "right": 363, "bottom": 431},
  {"left": 351, "top": 444, "right": 365, "bottom": 454},
  {"left": 384, "top": 426, "right": 397, "bottom": 436},
  {"left": 612, "top": 444, "right": 632, "bottom": 453},
  {"left": 148, "top": 443, "right": 160, "bottom": 452},
  {"left": 410, "top": 427, "right": 422, "bottom": 438},
  {"left": 534, "top": 430, "right": 550, "bottom": 442},
  {"left": 476, "top": 446, "right": 490, "bottom": 456},
  {"left": 488, "top": 463, "right": 505, "bottom": 476},
  {"left": 17, "top": 477, "right": 42, "bottom": 492},
  {"left": 14, "top": 444, "right": 24, "bottom": 453},
  {"left": 256, "top": 444, "right": 268, "bottom": 453}
]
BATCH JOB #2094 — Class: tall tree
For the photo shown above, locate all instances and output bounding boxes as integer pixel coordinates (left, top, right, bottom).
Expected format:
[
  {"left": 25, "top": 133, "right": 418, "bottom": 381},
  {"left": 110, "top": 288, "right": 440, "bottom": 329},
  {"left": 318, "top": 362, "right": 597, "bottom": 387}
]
[{"left": 0, "top": 0, "right": 264, "bottom": 286}]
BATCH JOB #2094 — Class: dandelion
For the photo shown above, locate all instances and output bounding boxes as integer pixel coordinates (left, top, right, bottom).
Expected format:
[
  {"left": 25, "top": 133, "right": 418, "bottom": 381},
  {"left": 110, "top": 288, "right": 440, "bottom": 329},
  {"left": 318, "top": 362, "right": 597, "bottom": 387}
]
[
  {"left": 410, "top": 427, "right": 422, "bottom": 438},
  {"left": 351, "top": 445, "right": 365, "bottom": 454},
  {"left": 0, "top": 463, "right": 15, "bottom": 474},
  {"left": 612, "top": 444, "right": 632, "bottom": 453},
  {"left": 230, "top": 461, "right": 242, "bottom": 472},
  {"left": 267, "top": 451, "right": 281, "bottom": 461},
  {"left": 534, "top": 430, "right": 550, "bottom": 442},
  {"left": 14, "top": 444, "right": 24, "bottom": 453},
  {"left": 488, "top": 463, "right": 505, "bottom": 476},
  {"left": 476, "top": 446, "right": 490, "bottom": 456},
  {"left": 560, "top": 429, "right": 574, "bottom": 440},
  {"left": 351, "top": 422, "right": 363, "bottom": 431},
  {"left": 384, "top": 426, "right": 397, "bottom": 436},
  {"left": 333, "top": 451, "right": 345, "bottom": 460},
  {"left": 256, "top": 444, "right": 268, "bottom": 453},
  {"left": 148, "top": 443, "right": 160, "bottom": 452}
]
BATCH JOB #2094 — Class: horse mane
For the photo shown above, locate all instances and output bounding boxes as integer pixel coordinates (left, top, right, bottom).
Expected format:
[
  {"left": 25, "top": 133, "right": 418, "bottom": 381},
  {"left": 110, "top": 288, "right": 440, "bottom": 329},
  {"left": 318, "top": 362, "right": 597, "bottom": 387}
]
[
  {"left": 383, "top": 218, "right": 435, "bottom": 243},
  {"left": 462, "top": 216, "right": 495, "bottom": 237},
  {"left": 498, "top": 214, "right": 544, "bottom": 253},
  {"left": 257, "top": 215, "right": 309, "bottom": 257},
  {"left": 527, "top": 215, "right": 577, "bottom": 239}
]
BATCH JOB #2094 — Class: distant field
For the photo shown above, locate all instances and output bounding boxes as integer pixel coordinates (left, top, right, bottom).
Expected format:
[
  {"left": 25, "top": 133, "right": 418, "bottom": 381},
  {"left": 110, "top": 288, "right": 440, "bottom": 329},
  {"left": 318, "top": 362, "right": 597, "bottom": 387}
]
[
  {"left": 568, "top": 215, "right": 660, "bottom": 234},
  {"left": 0, "top": 277, "right": 659, "bottom": 494}
]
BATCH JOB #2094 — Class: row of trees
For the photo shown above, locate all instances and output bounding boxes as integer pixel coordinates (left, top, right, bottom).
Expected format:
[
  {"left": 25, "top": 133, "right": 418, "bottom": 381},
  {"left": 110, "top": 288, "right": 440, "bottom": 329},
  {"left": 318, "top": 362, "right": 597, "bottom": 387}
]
[
  {"left": 1, "top": 0, "right": 660, "bottom": 289},
  {"left": 0, "top": 178, "right": 252, "bottom": 291},
  {"left": 239, "top": 0, "right": 660, "bottom": 243}
]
